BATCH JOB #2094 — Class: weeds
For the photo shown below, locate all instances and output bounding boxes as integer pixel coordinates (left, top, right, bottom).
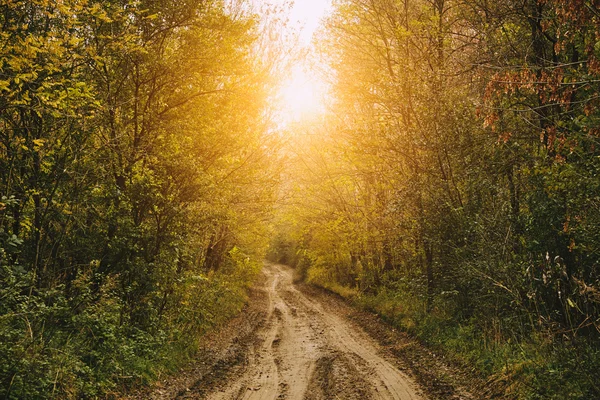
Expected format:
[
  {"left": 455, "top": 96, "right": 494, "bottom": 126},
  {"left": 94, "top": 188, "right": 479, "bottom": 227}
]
[{"left": 307, "top": 273, "right": 600, "bottom": 399}]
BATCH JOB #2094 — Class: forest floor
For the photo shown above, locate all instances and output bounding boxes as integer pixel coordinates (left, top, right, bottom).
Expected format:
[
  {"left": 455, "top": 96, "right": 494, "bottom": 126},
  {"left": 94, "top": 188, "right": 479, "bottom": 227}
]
[{"left": 127, "top": 263, "right": 483, "bottom": 400}]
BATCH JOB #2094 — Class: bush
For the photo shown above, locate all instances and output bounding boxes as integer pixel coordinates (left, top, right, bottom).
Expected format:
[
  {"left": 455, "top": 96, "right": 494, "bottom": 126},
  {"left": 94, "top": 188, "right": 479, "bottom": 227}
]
[{"left": 0, "top": 247, "right": 260, "bottom": 399}]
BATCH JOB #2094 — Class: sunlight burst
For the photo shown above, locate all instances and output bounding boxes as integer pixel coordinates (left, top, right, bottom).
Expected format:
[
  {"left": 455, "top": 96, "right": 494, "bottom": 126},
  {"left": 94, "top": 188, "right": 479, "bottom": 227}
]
[{"left": 277, "top": 66, "right": 327, "bottom": 122}]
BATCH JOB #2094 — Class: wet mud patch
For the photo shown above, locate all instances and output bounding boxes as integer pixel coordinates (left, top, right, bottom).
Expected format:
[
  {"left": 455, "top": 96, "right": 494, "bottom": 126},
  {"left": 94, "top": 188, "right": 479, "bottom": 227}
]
[
  {"left": 305, "top": 352, "right": 373, "bottom": 400},
  {"left": 297, "top": 282, "right": 486, "bottom": 400},
  {"left": 124, "top": 276, "right": 271, "bottom": 400}
]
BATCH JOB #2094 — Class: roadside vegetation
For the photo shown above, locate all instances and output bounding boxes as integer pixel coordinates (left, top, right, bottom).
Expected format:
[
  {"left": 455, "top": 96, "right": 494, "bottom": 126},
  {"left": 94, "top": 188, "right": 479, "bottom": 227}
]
[
  {"left": 0, "top": 0, "right": 276, "bottom": 397},
  {"left": 269, "top": 0, "right": 600, "bottom": 399},
  {"left": 3, "top": 0, "right": 600, "bottom": 399}
]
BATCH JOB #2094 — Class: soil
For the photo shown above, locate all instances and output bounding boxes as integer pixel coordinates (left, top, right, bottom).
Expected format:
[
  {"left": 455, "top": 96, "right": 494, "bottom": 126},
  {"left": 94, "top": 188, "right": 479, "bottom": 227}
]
[{"left": 126, "top": 263, "right": 483, "bottom": 399}]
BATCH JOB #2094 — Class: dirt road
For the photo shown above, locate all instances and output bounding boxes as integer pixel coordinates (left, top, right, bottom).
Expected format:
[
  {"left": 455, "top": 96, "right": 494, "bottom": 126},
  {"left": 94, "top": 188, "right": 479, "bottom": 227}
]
[
  {"left": 205, "top": 263, "right": 423, "bottom": 400},
  {"left": 135, "top": 263, "right": 480, "bottom": 400}
]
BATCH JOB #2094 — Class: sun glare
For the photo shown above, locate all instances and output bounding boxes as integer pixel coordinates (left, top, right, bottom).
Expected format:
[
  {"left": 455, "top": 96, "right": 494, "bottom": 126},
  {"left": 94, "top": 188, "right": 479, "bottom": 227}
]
[
  {"left": 263, "top": 0, "right": 331, "bottom": 125},
  {"left": 278, "top": 66, "right": 327, "bottom": 122}
]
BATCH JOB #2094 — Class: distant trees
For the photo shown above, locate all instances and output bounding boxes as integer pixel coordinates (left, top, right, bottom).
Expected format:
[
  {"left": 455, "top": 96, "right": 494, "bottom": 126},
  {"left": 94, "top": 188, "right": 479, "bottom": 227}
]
[
  {"left": 0, "top": 0, "right": 277, "bottom": 397},
  {"left": 273, "top": 0, "right": 600, "bottom": 397},
  {"left": 298, "top": 0, "right": 488, "bottom": 303}
]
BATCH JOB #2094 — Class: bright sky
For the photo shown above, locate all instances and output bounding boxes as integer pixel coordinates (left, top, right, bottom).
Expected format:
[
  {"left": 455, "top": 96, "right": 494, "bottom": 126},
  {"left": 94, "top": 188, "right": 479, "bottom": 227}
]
[
  {"left": 268, "top": 0, "right": 332, "bottom": 123},
  {"left": 287, "top": 0, "right": 332, "bottom": 45}
]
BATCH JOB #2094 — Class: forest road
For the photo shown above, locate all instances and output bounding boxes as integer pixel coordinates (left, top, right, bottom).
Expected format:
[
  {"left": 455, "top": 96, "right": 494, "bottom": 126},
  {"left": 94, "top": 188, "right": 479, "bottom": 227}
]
[{"left": 202, "top": 263, "right": 424, "bottom": 400}]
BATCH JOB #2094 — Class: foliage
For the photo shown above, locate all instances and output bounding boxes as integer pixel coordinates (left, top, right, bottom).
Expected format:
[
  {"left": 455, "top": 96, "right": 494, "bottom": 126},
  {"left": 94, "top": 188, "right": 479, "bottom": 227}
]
[
  {"left": 0, "top": 0, "right": 276, "bottom": 398},
  {"left": 270, "top": 0, "right": 600, "bottom": 398}
]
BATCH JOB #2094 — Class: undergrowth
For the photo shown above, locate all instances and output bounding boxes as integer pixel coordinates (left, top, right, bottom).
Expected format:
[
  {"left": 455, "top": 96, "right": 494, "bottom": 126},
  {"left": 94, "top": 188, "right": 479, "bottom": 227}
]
[
  {"left": 308, "top": 275, "right": 600, "bottom": 400},
  {"left": 0, "top": 250, "right": 260, "bottom": 399}
]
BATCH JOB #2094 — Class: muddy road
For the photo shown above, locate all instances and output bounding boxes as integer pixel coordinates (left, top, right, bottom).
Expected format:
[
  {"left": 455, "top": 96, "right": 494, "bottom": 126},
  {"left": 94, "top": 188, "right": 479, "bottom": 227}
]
[
  {"left": 135, "top": 263, "right": 480, "bottom": 400},
  {"left": 203, "top": 263, "right": 423, "bottom": 400}
]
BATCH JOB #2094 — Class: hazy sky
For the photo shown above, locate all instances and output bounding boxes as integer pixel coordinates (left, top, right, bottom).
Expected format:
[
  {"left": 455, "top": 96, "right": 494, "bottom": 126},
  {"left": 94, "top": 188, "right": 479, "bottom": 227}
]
[
  {"left": 283, "top": 0, "right": 332, "bottom": 45},
  {"left": 261, "top": 0, "right": 332, "bottom": 123}
]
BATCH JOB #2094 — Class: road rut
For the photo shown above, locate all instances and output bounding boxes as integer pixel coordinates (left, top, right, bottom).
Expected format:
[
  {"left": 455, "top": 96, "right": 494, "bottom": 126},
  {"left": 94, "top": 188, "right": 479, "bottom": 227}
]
[{"left": 206, "top": 263, "right": 424, "bottom": 400}]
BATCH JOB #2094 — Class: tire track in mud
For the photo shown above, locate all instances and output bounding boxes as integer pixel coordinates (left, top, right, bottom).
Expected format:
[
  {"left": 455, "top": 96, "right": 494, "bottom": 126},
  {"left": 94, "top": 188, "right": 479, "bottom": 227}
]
[{"left": 206, "top": 264, "right": 424, "bottom": 400}]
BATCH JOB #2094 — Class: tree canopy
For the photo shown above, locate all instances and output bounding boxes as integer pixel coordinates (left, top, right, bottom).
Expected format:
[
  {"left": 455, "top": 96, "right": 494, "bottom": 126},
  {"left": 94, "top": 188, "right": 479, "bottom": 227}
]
[
  {"left": 0, "top": 0, "right": 278, "bottom": 397},
  {"left": 269, "top": 0, "right": 600, "bottom": 398},
  {"left": 1, "top": 0, "right": 600, "bottom": 398}
]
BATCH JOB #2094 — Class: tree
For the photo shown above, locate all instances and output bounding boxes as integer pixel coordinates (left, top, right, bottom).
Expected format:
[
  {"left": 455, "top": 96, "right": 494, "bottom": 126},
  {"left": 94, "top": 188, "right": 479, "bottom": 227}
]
[{"left": 0, "top": 0, "right": 278, "bottom": 397}]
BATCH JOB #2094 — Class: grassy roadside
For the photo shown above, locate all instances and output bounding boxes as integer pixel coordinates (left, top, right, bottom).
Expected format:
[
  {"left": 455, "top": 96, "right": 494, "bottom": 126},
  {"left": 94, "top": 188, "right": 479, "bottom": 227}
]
[
  {"left": 307, "top": 279, "right": 600, "bottom": 400},
  {"left": 114, "top": 254, "right": 264, "bottom": 398},
  {"left": 0, "top": 253, "right": 262, "bottom": 399}
]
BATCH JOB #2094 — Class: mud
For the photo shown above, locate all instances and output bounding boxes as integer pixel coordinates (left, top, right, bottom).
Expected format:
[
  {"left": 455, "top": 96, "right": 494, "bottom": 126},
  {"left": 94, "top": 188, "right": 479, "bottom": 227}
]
[
  {"left": 204, "top": 264, "right": 422, "bottom": 400},
  {"left": 130, "top": 263, "right": 481, "bottom": 399}
]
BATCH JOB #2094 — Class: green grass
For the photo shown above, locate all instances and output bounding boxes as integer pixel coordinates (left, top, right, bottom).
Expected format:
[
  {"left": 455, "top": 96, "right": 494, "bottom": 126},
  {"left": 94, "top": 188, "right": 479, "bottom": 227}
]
[
  {"left": 0, "top": 254, "right": 261, "bottom": 399},
  {"left": 308, "top": 277, "right": 600, "bottom": 399}
]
